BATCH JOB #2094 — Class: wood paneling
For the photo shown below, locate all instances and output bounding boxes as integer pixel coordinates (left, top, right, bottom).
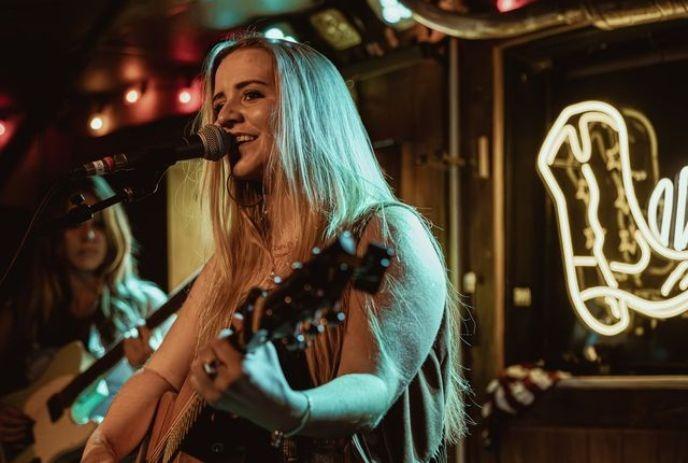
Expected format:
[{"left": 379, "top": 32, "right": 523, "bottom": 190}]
[
  {"left": 498, "top": 427, "right": 688, "bottom": 463},
  {"left": 588, "top": 430, "right": 622, "bottom": 463}
]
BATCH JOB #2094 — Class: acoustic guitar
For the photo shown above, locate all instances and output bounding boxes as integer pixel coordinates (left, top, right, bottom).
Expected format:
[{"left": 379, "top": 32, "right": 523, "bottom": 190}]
[
  {"left": 138, "top": 232, "right": 391, "bottom": 463},
  {"left": 0, "top": 272, "right": 199, "bottom": 463}
]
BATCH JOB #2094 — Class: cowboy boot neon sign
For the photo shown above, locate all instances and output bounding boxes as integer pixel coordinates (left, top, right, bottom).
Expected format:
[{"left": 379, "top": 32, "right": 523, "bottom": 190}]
[{"left": 537, "top": 100, "right": 688, "bottom": 336}]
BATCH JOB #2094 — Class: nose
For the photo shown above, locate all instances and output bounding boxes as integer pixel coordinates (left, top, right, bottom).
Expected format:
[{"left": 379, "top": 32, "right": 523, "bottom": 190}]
[
  {"left": 216, "top": 100, "right": 243, "bottom": 129},
  {"left": 78, "top": 221, "right": 97, "bottom": 241}
]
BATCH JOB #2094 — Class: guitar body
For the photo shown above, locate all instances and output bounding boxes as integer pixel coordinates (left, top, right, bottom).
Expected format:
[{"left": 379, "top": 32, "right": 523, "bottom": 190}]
[
  {"left": 1, "top": 342, "right": 104, "bottom": 463},
  {"left": 0, "top": 275, "right": 199, "bottom": 463},
  {"left": 135, "top": 235, "right": 391, "bottom": 463},
  {"left": 137, "top": 390, "right": 179, "bottom": 463},
  {"left": 138, "top": 387, "right": 280, "bottom": 463}
]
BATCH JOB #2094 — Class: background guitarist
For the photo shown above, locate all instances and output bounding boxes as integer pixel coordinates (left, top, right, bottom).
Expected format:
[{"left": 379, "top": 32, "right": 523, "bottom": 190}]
[
  {"left": 0, "top": 177, "right": 167, "bottom": 460},
  {"left": 83, "top": 35, "right": 467, "bottom": 463}
]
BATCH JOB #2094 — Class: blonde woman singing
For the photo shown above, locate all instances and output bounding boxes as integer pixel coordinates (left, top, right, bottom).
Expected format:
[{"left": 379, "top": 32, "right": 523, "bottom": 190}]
[{"left": 82, "top": 35, "right": 466, "bottom": 463}]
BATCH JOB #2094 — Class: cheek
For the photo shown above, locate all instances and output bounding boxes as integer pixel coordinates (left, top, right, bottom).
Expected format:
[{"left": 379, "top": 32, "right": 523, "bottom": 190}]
[{"left": 62, "top": 232, "right": 79, "bottom": 255}]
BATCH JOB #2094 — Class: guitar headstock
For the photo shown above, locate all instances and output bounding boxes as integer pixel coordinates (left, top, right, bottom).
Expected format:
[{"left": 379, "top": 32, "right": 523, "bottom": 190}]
[{"left": 234, "top": 231, "right": 393, "bottom": 353}]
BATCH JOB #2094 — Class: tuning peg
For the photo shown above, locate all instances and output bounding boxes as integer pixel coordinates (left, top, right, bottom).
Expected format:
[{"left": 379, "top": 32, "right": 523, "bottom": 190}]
[
  {"left": 273, "top": 275, "right": 283, "bottom": 285},
  {"left": 291, "top": 261, "right": 303, "bottom": 270},
  {"left": 246, "top": 287, "right": 267, "bottom": 303},
  {"left": 325, "top": 311, "right": 346, "bottom": 326},
  {"left": 282, "top": 333, "right": 307, "bottom": 351},
  {"left": 306, "top": 323, "right": 325, "bottom": 336},
  {"left": 311, "top": 246, "right": 321, "bottom": 255},
  {"left": 70, "top": 193, "right": 86, "bottom": 206}
]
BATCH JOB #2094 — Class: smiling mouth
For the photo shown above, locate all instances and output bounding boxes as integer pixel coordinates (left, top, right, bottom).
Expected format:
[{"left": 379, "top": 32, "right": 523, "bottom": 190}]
[{"left": 235, "top": 134, "right": 258, "bottom": 145}]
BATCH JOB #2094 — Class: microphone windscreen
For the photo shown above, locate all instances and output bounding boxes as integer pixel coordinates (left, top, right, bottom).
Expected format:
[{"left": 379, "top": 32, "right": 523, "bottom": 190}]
[{"left": 198, "top": 125, "right": 231, "bottom": 161}]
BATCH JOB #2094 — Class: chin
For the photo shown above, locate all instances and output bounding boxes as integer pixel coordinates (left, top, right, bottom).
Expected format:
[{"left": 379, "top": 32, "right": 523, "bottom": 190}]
[
  {"left": 231, "top": 160, "right": 263, "bottom": 181},
  {"left": 72, "top": 258, "right": 105, "bottom": 273}
]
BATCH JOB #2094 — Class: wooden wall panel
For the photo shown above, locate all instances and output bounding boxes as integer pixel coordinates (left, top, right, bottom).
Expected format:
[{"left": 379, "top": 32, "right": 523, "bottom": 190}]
[
  {"left": 500, "top": 427, "right": 547, "bottom": 463},
  {"left": 498, "top": 427, "right": 688, "bottom": 463},
  {"left": 622, "top": 430, "right": 659, "bottom": 463},
  {"left": 657, "top": 431, "right": 688, "bottom": 463},
  {"left": 588, "top": 430, "right": 622, "bottom": 463}
]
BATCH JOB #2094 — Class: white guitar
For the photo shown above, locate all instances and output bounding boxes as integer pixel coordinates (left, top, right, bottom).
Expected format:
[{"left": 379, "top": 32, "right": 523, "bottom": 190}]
[{"left": 0, "top": 275, "right": 196, "bottom": 463}]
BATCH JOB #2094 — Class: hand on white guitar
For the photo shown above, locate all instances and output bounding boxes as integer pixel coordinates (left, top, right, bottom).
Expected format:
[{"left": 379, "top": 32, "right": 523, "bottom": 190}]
[
  {"left": 123, "top": 326, "right": 153, "bottom": 369},
  {"left": 0, "top": 404, "right": 33, "bottom": 447}
]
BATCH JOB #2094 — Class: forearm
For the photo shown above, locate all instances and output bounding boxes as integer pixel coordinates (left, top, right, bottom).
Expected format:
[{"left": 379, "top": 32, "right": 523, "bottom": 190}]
[
  {"left": 83, "top": 368, "right": 174, "bottom": 460},
  {"left": 296, "top": 373, "right": 392, "bottom": 438}
]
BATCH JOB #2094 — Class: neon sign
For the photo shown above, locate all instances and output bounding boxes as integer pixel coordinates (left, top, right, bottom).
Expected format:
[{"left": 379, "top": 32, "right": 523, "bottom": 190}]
[{"left": 537, "top": 100, "right": 688, "bottom": 336}]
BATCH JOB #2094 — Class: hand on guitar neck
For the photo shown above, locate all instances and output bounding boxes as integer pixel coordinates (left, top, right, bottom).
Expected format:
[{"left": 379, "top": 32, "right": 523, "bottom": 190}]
[{"left": 0, "top": 404, "right": 34, "bottom": 451}]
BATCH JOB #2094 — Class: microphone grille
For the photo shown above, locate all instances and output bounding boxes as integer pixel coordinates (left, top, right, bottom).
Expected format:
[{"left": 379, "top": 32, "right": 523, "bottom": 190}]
[{"left": 197, "top": 125, "right": 231, "bottom": 161}]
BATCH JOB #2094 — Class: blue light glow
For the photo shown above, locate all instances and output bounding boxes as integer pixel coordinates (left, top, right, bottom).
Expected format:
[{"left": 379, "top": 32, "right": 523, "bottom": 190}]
[
  {"left": 264, "top": 27, "right": 298, "bottom": 43},
  {"left": 380, "top": 0, "right": 412, "bottom": 24}
]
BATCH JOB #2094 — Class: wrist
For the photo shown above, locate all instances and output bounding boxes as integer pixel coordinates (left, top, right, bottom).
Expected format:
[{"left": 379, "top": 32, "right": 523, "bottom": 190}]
[
  {"left": 283, "top": 389, "right": 310, "bottom": 431},
  {"left": 271, "top": 391, "right": 312, "bottom": 448}
]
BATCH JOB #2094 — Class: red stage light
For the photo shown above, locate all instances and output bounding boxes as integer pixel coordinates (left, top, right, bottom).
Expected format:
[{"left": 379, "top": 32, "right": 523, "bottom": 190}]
[
  {"left": 495, "top": 0, "right": 535, "bottom": 12},
  {"left": 124, "top": 87, "right": 141, "bottom": 104},
  {"left": 178, "top": 89, "right": 192, "bottom": 104}
]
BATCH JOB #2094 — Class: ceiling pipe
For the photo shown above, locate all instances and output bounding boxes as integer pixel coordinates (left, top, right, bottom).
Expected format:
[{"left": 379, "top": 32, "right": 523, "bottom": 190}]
[{"left": 397, "top": 0, "right": 688, "bottom": 39}]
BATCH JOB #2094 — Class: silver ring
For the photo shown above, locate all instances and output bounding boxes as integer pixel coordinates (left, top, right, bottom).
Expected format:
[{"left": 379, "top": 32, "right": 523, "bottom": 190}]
[{"left": 203, "top": 360, "right": 218, "bottom": 378}]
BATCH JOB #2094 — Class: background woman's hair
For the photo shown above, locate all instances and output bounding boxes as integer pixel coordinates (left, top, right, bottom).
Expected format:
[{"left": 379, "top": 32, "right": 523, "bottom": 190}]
[
  {"left": 20, "top": 177, "right": 159, "bottom": 343},
  {"left": 193, "top": 35, "right": 468, "bottom": 442}
]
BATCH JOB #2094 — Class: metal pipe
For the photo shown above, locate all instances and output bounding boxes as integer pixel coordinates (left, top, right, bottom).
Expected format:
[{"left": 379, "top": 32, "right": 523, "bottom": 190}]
[
  {"left": 448, "top": 36, "right": 464, "bottom": 463},
  {"left": 398, "top": 0, "right": 688, "bottom": 40},
  {"left": 448, "top": 37, "right": 461, "bottom": 292}
]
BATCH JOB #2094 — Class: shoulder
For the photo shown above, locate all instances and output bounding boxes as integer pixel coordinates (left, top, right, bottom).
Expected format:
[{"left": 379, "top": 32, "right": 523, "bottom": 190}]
[
  {"left": 117, "top": 278, "right": 168, "bottom": 314},
  {"left": 139, "top": 281, "right": 168, "bottom": 309},
  {"left": 358, "top": 205, "right": 447, "bottom": 297}
]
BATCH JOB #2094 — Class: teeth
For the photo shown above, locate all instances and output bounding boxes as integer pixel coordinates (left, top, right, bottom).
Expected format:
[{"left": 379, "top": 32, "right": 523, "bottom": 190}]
[{"left": 235, "top": 135, "right": 257, "bottom": 142}]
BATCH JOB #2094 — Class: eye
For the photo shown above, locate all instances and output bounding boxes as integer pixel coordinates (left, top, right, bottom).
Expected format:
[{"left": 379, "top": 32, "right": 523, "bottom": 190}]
[
  {"left": 243, "top": 90, "right": 263, "bottom": 101},
  {"left": 212, "top": 102, "right": 224, "bottom": 117}
]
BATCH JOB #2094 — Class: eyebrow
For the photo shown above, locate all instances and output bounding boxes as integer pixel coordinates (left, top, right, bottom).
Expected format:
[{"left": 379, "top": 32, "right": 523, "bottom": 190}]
[{"left": 212, "top": 79, "right": 269, "bottom": 102}]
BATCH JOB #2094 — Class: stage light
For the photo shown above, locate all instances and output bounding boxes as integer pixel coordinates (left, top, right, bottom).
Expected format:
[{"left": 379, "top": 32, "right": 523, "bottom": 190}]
[
  {"left": 495, "top": 0, "right": 536, "bottom": 13},
  {"left": 366, "top": 0, "right": 414, "bottom": 30},
  {"left": 89, "top": 115, "right": 103, "bottom": 131},
  {"left": 310, "top": 9, "right": 362, "bottom": 50},
  {"left": 178, "top": 89, "right": 192, "bottom": 104},
  {"left": 381, "top": 0, "right": 412, "bottom": 24},
  {"left": 263, "top": 24, "right": 298, "bottom": 42},
  {"left": 89, "top": 110, "right": 109, "bottom": 135},
  {"left": 124, "top": 87, "right": 141, "bottom": 104},
  {"left": 0, "top": 121, "right": 5, "bottom": 137}
]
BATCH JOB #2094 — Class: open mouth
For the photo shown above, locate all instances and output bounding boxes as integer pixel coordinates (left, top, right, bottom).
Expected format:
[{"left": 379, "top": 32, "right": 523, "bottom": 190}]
[{"left": 235, "top": 134, "right": 258, "bottom": 145}]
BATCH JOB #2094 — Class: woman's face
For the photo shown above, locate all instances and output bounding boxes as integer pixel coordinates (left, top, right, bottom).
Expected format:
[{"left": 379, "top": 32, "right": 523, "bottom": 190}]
[
  {"left": 212, "top": 47, "right": 277, "bottom": 181},
  {"left": 62, "top": 194, "right": 108, "bottom": 274}
]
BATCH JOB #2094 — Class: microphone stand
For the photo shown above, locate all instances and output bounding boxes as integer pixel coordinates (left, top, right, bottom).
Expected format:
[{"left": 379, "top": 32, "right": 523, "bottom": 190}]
[
  {"left": 41, "top": 166, "right": 168, "bottom": 232},
  {"left": 0, "top": 165, "right": 171, "bottom": 297}
]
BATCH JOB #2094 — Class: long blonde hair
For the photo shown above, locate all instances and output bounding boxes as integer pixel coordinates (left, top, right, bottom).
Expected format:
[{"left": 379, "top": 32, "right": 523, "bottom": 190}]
[
  {"left": 193, "top": 35, "right": 466, "bottom": 442},
  {"left": 20, "top": 177, "right": 159, "bottom": 344}
]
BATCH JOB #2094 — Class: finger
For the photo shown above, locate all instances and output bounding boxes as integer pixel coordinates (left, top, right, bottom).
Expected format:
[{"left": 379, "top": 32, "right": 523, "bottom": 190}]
[
  {"left": 190, "top": 358, "right": 221, "bottom": 404},
  {"left": 0, "top": 413, "right": 33, "bottom": 426},
  {"left": 230, "top": 312, "right": 245, "bottom": 332},
  {"left": 2, "top": 406, "right": 31, "bottom": 421},
  {"left": 210, "top": 336, "right": 243, "bottom": 367},
  {"left": 138, "top": 326, "right": 152, "bottom": 345},
  {"left": 0, "top": 425, "right": 30, "bottom": 443}
]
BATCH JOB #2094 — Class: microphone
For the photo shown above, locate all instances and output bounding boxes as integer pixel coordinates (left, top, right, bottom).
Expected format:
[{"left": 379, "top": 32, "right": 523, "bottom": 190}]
[{"left": 73, "top": 125, "right": 233, "bottom": 177}]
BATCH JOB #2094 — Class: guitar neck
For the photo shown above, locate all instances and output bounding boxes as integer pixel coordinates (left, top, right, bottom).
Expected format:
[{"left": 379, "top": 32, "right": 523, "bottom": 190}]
[{"left": 56, "top": 271, "right": 200, "bottom": 412}]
